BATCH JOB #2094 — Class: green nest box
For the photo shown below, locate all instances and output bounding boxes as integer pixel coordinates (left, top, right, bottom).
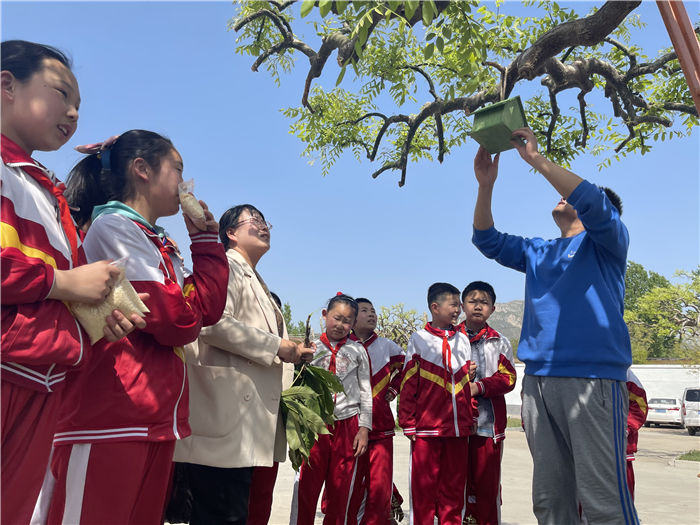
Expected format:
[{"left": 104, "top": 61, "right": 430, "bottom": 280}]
[{"left": 470, "top": 96, "right": 528, "bottom": 154}]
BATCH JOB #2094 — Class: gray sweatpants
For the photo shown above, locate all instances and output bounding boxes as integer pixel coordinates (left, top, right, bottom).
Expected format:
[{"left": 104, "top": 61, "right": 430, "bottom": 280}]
[{"left": 521, "top": 375, "right": 639, "bottom": 525}]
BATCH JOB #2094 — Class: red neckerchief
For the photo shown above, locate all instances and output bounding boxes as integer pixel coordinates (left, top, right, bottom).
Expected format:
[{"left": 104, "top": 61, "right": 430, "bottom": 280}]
[
  {"left": 424, "top": 322, "right": 457, "bottom": 387},
  {"left": 132, "top": 221, "right": 177, "bottom": 281},
  {"left": 349, "top": 331, "right": 378, "bottom": 350},
  {"left": 467, "top": 325, "right": 489, "bottom": 344},
  {"left": 1, "top": 135, "right": 79, "bottom": 267},
  {"left": 320, "top": 333, "right": 348, "bottom": 374}
]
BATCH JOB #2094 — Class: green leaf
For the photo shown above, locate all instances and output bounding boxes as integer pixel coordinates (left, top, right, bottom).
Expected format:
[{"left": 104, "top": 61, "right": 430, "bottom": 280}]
[
  {"left": 388, "top": 0, "right": 401, "bottom": 11},
  {"left": 282, "top": 385, "right": 318, "bottom": 399},
  {"left": 404, "top": 0, "right": 419, "bottom": 20},
  {"left": 335, "top": 0, "right": 349, "bottom": 15},
  {"left": 423, "top": 42, "right": 435, "bottom": 59},
  {"left": 336, "top": 66, "right": 347, "bottom": 86},
  {"left": 300, "top": 1, "right": 314, "bottom": 18},
  {"left": 319, "top": 0, "right": 332, "bottom": 17},
  {"left": 436, "top": 36, "right": 444, "bottom": 53},
  {"left": 422, "top": 1, "right": 434, "bottom": 26}
]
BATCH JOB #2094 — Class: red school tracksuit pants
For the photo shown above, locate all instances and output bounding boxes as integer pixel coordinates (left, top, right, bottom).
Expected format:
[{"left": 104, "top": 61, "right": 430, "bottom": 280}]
[
  {"left": 361, "top": 436, "right": 393, "bottom": 525},
  {"left": 1, "top": 381, "right": 63, "bottom": 525},
  {"left": 47, "top": 440, "right": 175, "bottom": 524},
  {"left": 291, "top": 415, "right": 367, "bottom": 525},
  {"left": 466, "top": 435, "right": 503, "bottom": 525},
  {"left": 409, "top": 436, "right": 469, "bottom": 525},
  {"left": 247, "top": 462, "right": 280, "bottom": 525}
]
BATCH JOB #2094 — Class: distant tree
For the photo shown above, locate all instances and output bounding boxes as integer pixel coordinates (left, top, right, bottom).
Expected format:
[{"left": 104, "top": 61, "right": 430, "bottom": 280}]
[
  {"left": 510, "top": 337, "right": 520, "bottom": 362},
  {"left": 625, "top": 266, "right": 700, "bottom": 361},
  {"left": 624, "top": 260, "right": 671, "bottom": 311},
  {"left": 282, "top": 302, "right": 312, "bottom": 336},
  {"left": 376, "top": 303, "right": 427, "bottom": 349},
  {"left": 232, "top": 1, "right": 697, "bottom": 186},
  {"left": 282, "top": 302, "right": 294, "bottom": 329}
]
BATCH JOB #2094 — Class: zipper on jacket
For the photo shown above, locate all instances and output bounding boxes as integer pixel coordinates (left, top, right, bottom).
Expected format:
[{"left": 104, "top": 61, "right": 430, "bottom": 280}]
[{"left": 171, "top": 357, "right": 186, "bottom": 439}]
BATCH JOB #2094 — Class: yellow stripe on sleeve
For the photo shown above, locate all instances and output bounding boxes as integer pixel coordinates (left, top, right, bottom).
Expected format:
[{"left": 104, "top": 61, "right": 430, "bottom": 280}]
[
  {"left": 372, "top": 372, "right": 391, "bottom": 398},
  {"left": 400, "top": 363, "right": 419, "bottom": 390},
  {"left": 1, "top": 223, "right": 57, "bottom": 268},
  {"left": 629, "top": 391, "right": 647, "bottom": 415}
]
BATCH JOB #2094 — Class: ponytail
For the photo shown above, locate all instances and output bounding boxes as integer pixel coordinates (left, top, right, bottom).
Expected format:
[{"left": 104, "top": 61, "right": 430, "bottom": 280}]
[{"left": 65, "top": 129, "right": 174, "bottom": 228}]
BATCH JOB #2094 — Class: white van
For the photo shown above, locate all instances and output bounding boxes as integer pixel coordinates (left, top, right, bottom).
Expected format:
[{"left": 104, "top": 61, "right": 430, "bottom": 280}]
[{"left": 681, "top": 387, "right": 700, "bottom": 436}]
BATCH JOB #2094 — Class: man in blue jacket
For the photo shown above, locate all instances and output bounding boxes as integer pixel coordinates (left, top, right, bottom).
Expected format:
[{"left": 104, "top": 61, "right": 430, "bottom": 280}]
[{"left": 471, "top": 128, "right": 638, "bottom": 525}]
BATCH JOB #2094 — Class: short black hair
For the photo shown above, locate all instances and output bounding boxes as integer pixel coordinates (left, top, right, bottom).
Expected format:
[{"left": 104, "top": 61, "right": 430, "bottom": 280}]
[
  {"left": 270, "top": 292, "right": 282, "bottom": 309},
  {"left": 218, "top": 204, "right": 266, "bottom": 249},
  {"left": 461, "top": 281, "right": 496, "bottom": 305},
  {"left": 1, "top": 40, "right": 72, "bottom": 82},
  {"left": 600, "top": 186, "right": 623, "bottom": 216},
  {"left": 355, "top": 297, "right": 372, "bottom": 306},
  {"left": 427, "top": 282, "right": 460, "bottom": 307},
  {"left": 327, "top": 293, "right": 359, "bottom": 318}
]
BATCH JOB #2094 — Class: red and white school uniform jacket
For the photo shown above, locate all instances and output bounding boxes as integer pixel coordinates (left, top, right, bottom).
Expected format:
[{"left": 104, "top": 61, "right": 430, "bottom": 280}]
[
  {"left": 1, "top": 135, "right": 88, "bottom": 392},
  {"left": 399, "top": 324, "right": 477, "bottom": 438},
  {"left": 53, "top": 211, "right": 227, "bottom": 444},
  {"left": 350, "top": 332, "right": 404, "bottom": 440},
  {"left": 626, "top": 369, "right": 647, "bottom": 460},
  {"left": 458, "top": 323, "right": 517, "bottom": 443},
  {"left": 311, "top": 335, "right": 372, "bottom": 429}
]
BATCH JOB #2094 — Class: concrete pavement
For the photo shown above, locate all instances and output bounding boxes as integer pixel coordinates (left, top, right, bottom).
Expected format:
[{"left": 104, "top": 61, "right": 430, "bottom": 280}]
[{"left": 265, "top": 425, "right": 700, "bottom": 525}]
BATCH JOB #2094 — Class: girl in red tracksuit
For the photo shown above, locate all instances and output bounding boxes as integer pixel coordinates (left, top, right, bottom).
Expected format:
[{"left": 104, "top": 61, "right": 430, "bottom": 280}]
[
  {"left": 350, "top": 298, "right": 404, "bottom": 525},
  {"left": 290, "top": 294, "right": 373, "bottom": 525},
  {"left": 399, "top": 283, "right": 477, "bottom": 525},
  {"left": 458, "top": 281, "right": 517, "bottom": 525},
  {"left": 44, "top": 130, "right": 228, "bottom": 524},
  {"left": 0, "top": 40, "right": 144, "bottom": 525}
]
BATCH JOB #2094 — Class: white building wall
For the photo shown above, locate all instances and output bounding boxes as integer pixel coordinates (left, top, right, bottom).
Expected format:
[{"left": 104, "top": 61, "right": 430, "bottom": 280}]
[{"left": 505, "top": 364, "right": 700, "bottom": 409}]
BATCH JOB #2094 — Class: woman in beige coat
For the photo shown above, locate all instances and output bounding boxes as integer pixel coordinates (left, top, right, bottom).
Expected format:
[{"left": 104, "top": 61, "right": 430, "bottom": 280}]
[{"left": 174, "top": 204, "right": 313, "bottom": 525}]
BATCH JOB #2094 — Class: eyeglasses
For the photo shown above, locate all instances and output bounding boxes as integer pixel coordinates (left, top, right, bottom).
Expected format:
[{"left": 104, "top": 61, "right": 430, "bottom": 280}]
[{"left": 232, "top": 216, "right": 272, "bottom": 231}]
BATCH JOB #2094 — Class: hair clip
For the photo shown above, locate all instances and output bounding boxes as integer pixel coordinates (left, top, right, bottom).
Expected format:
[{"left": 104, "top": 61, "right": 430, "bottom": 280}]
[
  {"left": 75, "top": 135, "right": 120, "bottom": 171},
  {"left": 336, "top": 291, "right": 343, "bottom": 296}
]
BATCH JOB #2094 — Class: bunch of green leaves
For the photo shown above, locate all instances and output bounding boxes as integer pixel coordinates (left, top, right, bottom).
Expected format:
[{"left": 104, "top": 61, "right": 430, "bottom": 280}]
[{"left": 281, "top": 360, "right": 345, "bottom": 471}]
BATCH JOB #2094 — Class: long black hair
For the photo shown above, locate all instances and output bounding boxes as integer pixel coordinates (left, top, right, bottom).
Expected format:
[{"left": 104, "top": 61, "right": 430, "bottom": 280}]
[
  {"left": 1, "top": 40, "right": 71, "bottom": 81},
  {"left": 65, "top": 130, "right": 174, "bottom": 228}
]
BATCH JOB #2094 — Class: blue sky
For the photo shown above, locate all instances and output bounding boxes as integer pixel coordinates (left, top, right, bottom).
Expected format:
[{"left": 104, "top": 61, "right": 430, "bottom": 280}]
[{"left": 3, "top": 1, "right": 698, "bottom": 328}]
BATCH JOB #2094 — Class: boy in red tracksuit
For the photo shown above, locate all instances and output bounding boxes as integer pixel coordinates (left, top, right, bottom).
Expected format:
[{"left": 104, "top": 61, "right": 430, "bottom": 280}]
[
  {"left": 458, "top": 281, "right": 517, "bottom": 525},
  {"left": 625, "top": 369, "right": 647, "bottom": 498},
  {"left": 399, "top": 282, "right": 476, "bottom": 525},
  {"left": 350, "top": 298, "right": 404, "bottom": 525}
]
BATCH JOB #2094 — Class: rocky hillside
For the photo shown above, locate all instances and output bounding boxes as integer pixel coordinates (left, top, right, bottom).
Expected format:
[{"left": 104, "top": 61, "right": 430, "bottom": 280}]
[{"left": 488, "top": 300, "right": 524, "bottom": 342}]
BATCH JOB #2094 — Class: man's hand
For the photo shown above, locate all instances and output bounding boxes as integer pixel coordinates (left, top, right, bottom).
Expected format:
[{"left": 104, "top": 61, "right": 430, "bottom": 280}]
[
  {"left": 473, "top": 146, "right": 500, "bottom": 188},
  {"left": 469, "top": 362, "right": 477, "bottom": 381},
  {"left": 511, "top": 127, "right": 540, "bottom": 164},
  {"left": 353, "top": 427, "right": 369, "bottom": 457}
]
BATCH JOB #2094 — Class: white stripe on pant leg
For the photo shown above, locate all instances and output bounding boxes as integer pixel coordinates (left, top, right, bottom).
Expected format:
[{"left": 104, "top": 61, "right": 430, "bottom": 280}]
[
  {"left": 30, "top": 448, "right": 56, "bottom": 525},
  {"left": 344, "top": 458, "right": 359, "bottom": 525},
  {"left": 408, "top": 441, "right": 414, "bottom": 525},
  {"left": 63, "top": 443, "right": 91, "bottom": 525}
]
